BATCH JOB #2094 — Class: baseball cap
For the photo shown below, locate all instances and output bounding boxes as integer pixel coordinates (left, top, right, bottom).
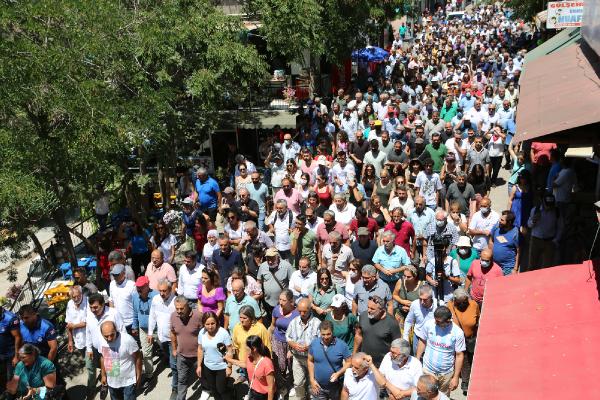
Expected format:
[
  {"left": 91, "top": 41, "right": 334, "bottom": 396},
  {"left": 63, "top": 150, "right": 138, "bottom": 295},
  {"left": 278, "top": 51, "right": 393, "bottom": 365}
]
[
  {"left": 457, "top": 236, "right": 472, "bottom": 248},
  {"left": 110, "top": 264, "right": 125, "bottom": 276},
  {"left": 330, "top": 294, "right": 346, "bottom": 308},
  {"left": 265, "top": 247, "right": 279, "bottom": 257},
  {"left": 357, "top": 227, "right": 370, "bottom": 236},
  {"left": 135, "top": 276, "right": 150, "bottom": 287},
  {"left": 182, "top": 198, "right": 194, "bottom": 206},
  {"left": 373, "top": 120, "right": 383, "bottom": 127}
]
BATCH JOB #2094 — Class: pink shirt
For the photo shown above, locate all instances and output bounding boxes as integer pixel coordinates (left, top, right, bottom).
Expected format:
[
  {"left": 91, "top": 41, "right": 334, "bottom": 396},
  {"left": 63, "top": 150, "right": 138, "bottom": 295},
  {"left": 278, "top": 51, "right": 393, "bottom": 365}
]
[
  {"left": 145, "top": 262, "right": 177, "bottom": 290},
  {"left": 274, "top": 188, "right": 302, "bottom": 214},
  {"left": 316, "top": 222, "right": 350, "bottom": 245},
  {"left": 531, "top": 142, "right": 557, "bottom": 166},
  {"left": 467, "top": 260, "right": 504, "bottom": 302}
]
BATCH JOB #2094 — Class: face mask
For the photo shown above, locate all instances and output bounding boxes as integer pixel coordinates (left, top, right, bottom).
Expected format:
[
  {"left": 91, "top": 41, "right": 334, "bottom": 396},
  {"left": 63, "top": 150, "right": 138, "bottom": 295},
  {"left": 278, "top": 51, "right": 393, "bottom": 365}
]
[
  {"left": 481, "top": 260, "right": 491, "bottom": 268},
  {"left": 285, "top": 139, "right": 291, "bottom": 145},
  {"left": 436, "top": 220, "right": 446, "bottom": 228},
  {"left": 480, "top": 207, "right": 490, "bottom": 214},
  {"left": 349, "top": 271, "right": 357, "bottom": 279},
  {"left": 466, "top": 93, "right": 471, "bottom": 98},
  {"left": 299, "top": 179, "right": 307, "bottom": 186},
  {"left": 458, "top": 248, "right": 469, "bottom": 256}
]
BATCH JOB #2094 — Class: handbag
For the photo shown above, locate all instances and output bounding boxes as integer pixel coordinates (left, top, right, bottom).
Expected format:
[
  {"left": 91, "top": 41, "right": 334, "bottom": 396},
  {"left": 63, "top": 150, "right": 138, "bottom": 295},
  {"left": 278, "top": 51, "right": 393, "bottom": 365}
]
[{"left": 244, "top": 357, "right": 264, "bottom": 400}]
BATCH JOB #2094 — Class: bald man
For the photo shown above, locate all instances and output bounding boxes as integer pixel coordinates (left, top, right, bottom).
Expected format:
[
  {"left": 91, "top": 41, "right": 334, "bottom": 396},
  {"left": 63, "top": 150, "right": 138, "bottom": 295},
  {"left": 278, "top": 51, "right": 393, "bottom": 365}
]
[
  {"left": 145, "top": 250, "right": 177, "bottom": 291},
  {"left": 341, "top": 353, "right": 387, "bottom": 400},
  {"left": 98, "top": 321, "right": 142, "bottom": 399},
  {"left": 465, "top": 248, "right": 503, "bottom": 304}
]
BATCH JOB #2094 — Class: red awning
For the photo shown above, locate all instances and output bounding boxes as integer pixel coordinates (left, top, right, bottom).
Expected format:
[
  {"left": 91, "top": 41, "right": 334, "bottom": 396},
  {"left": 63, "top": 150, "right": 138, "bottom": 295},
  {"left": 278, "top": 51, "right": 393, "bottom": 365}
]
[{"left": 468, "top": 260, "right": 600, "bottom": 399}]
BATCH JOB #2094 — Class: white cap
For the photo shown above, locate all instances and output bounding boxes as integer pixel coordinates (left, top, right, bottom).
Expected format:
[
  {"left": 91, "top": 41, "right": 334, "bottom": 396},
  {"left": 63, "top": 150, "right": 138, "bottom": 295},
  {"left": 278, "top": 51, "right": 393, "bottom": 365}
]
[
  {"left": 457, "top": 236, "right": 472, "bottom": 248},
  {"left": 330, "top": 294, "right": 346, "bottom": 308}
]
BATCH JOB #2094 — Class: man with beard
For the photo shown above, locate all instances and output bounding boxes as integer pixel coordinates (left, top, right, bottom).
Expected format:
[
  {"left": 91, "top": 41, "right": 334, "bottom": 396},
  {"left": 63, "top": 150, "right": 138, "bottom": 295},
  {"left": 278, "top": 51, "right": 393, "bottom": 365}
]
[
  {"left": 445, "top": 172, "right": 476, "bottom": 216},
  {"left": 353, "top": 295, "right": 401, "bottom": 367},
  {"left": 257, "top": 247, "right": 294, "bottom": 323},
  {"left": 409, "top": 374, "right": 450, "bottom": 400},
  {"left": 377, "top": 130, "right": 395, "bottom": 157},
  {"left": 350, "top": 227, "right": 378, "bottom": 266},
  {"left": 424, "top": 111, "right": 445, "bottom": 141},
  {"left": 389, "top": 185, "right": 415, "bottom": 216},
  {"left": 385, "top": 140, "right": 410, "bottom": 178},
  {"left": 362, "top": 139, "right": 388, "bottom": 179},
  {"left": 424, "top": 132, "right": 447, "bottom": 174},
  {"left": 465, "top": 135, "right": 490, "bottom": 175},
  {"left": 348, "top": 130, "right": 370, "bottom": 180},
  {"left": 274, "top": 177, "right": 302, "bottom": 215},
  {"left": 383, "top": 207, "right": 415, "bottom": 258}
]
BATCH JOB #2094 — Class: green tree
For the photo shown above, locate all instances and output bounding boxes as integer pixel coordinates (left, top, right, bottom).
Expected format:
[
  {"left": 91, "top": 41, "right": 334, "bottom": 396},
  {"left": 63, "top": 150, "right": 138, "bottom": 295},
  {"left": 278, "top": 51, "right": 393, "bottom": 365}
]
[{"left": 507, "top": 0, "right": 548, "bottom": 22}]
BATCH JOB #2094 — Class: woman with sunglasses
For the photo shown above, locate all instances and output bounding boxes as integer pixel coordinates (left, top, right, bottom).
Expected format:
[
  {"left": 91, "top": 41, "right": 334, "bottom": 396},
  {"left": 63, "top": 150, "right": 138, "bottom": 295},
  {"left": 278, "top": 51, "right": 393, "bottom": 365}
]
[
  {"left": 197, "top": 311, "right": 233, "bottom": 400},
  {"left": 224, "top": 209, "right": 245, "bottom": 247},
  {"left": 308, "top": 268, "right": 338, "bottom": 320},
  {"left": 150, "top": 222, "right": 177, "bottom": 265},
  {"left": 235, "top": 164, "right": 252, "bottom": 192},
  {"left": 361, "top": 163, "right": 378, "bottom": 202},
  {"left": 284, "top": 159, "right": 302, "bottom": 185},
  {"left": 197, "top": 267, "right": 226, "bottom": 320}
]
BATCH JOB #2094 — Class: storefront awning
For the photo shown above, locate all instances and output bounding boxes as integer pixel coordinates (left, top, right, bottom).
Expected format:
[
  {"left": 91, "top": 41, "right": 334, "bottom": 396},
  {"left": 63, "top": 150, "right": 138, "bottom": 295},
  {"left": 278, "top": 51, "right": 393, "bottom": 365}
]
[
  {"left": 215, "top": 109, "right": 298, "bottom": 132},
  {"left": 513, "top": 41, "right": 600, "bottom": 143},
  {"left": 468, "top": 260, "right": 600, "bottom": 399},
  {"left": 523, "top": 28, "right": 581, "bottom": 67}
]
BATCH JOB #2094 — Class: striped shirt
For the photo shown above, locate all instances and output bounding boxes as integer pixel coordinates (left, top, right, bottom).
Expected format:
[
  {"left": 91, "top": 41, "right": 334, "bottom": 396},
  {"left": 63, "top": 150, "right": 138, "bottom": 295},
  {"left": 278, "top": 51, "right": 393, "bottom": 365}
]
[{"left": 422, "top": 319, "right": 465, "bottom": 375}]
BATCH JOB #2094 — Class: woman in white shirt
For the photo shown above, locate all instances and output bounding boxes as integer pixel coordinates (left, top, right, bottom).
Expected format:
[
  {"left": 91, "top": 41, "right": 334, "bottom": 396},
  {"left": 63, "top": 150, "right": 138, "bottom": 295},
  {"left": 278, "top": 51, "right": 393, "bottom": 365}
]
[
  {"left": 486, "top": 126, "right": 506, "bottom": 186},
  {"left": 150, "top": 222, "right": 177, "bottom": 265},
  {"left": 296, "top": 172, "right": 311, "bottom": 202},
  {"left": 344, "top": 260, "right": 363, "bottom": 308},
  {"left": 223, "top": 209, "right": 245, "bottom": 247}
]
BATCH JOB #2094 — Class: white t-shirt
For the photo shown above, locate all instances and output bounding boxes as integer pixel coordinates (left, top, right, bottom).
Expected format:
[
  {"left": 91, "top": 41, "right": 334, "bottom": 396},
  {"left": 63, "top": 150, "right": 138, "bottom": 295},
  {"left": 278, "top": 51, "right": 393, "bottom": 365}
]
[
  {"left": 379, "top": 353, "right": 422, "bottom": 391},
  {"left": 150, "top": 234, "right": 177, "bottom": 262},
  {"left": 389, "top": 197, "right": 415, "bottom": 216},
  {"left": 363, "top": 151, "right": 388, "bottom": 178},
  {"left": 99, "top": 331, "right": 139, "bottom": 388},
  {"left": 444, "top": 138, "right": 469, "bottom": 167},
  {"left": 414, "top": 171, "right": 443, "bottom": 207},
  {"left": 487, "top": 135, "right": 505, "bottom": 157},
  {"left": 108, "top": 279, "right": 136, "bottom": 326},
  {"left": 224, "top": 222, "right": 245, "bottom": 242},
  {"left": 343, "top": 368, "right": 378, "bottom": 400},
  {"left": 266, "top": 210, "right": 296, "bottom": 251},
  {"left": 288, "top": 270, "right": 317, "bottom": 300},
  {"left": 468, "top": 210, "right": 500, "bottom": 251},
  {"left": 65, "top": 297, "right": 88, "bottom": 350},
  {"left": 329, "top": 203, "right": 356, "bottom": 225}
]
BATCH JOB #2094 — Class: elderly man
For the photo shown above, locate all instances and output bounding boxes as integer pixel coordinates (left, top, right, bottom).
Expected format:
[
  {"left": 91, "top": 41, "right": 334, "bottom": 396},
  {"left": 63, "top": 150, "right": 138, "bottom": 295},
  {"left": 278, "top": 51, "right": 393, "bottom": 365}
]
[
  {"left": 417, "top": 306, "right": 465, "bottom": 396},
  {"left": 108, "top": 250, "right": 136, "bottom": 282},
  {"left": 352, "top": 264, "right": 393, "bottom": 316},
  {"left": 350, "top": 227, "right": 378, "bottom": 266},
  {"left": 308, "top": 320, "right": 351, "bottom": 400},
  {"left": 373, "top": 231, "right": 411, "bottom": 292},
  {"left": 176, "top": 250, "right": 203, "bottom": 307},
  {"left": 66, "top": 286, "right": 86, "bottom": 355},
  {"left": 409, "top": 374, "right": 450, "bottom": 400},
  {"left": 212, "top": 237, "right": 244, "bottom": 288},
  {"left": 257, "top": 247, "right": 294, "bottom": 323},
  {"left": 468, "top": 197, "right": 500, "bottom": 253},
  {"left": 98, "top": 320, "right": 142, "bottom": 400},
  {"left": 341, "top": 353, "right": 387, "bottom": 400},
  {"left": 291, "top": 214, "right": 319, "bottom": 268},
  {"left": 267, "top": 199, "right": 296, "bottom": 263},
  {"left": 316, "top": 211, "right": 350, "bottom": 247},
  {"left": 231, "top": 188, "right": 259, "bottom": 223},
  {"left": 289, "top": 256, "right": 317, "bottom": 303},
  {"left": 403, "top": 286, "right": 438, "bottom": 355},
  {"left": 170, "top": 296, "right": 202, "bottom": 400},
  {"left": 379, "top": 339, "right": 422, "bottom": 400},
  {"left": 145, "top": 250, "right": 177, "bottom": 291},
  {"left": 465, "top": 248, "right": 504, "bottom": 305},
  {"left": 321, "top": 231, "right": 354, "bottom": 289},
  {"left": 86, "top": 293, "right": 124, "bottom": 399},
  {"left": 281, "top": 133, "right": 302, "bottom": 162},
  {"left": 148, "top": 280, "right": 178, "bottom": 400},
  {"left": 329, "top": 194, "right": 356, "bottom": 226},
  {"left": 239, "top": 220, "right": 273, "bottom": 254},
  {"left": 131, "top": 276, "right": 157, "bottom": 385},
  {"left": 423, "top": 210, "right": 459, "bottom": 264},
  {"left": 224, "top": 279, "right": 262, "bottom": 332},
  {"left": 286, "top": 298, "right": 322, "bottom": 400},
  {"left": 108, "top": 264, "right": 137, "bottom": 332},
  {"left": 354, "top": 295, "right": 401, "bottom": 367},
  {"left": 274, "top": 177, "right": 303, "bottom": 214},
  {"left": 193, "top": 167, "right": 221, "bottom": 221}
]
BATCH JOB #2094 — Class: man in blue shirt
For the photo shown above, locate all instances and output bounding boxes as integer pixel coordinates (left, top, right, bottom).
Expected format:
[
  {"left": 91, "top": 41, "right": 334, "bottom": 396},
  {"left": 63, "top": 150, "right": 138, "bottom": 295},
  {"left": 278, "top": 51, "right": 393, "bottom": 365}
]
[
  {"left": 212, "top": 237, "right": 244, "bottom": 287},
  {"left": 18, "top": 305, "right": 57, "bottom": 363},
  {"left": 132, "top": 276, "right": 157, "bottom": 383},
  {"left": 372, "top": 231, "right": 412, "bottom": 292},
  {"left": 308, "top": 320, "right": 351, "bottom": 400},
  {"left": 458, "top": 89, "right": 475, "bottom": 112},
  {"left": 193, "top": 167, "right": 221, "bottom": 221},
  {"left": 489, "top": 211, "right": 520, "bottom": 275},
  {"left": 0, "top": 306, "right": 22, "bottom": 390}
]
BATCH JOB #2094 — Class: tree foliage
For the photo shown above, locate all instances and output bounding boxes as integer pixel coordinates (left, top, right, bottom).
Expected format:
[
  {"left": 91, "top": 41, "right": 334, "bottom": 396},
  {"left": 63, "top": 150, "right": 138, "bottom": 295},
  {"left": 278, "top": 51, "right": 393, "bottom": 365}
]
[{"left": 507, "top": 0, "right": 547, "bottom": 22}]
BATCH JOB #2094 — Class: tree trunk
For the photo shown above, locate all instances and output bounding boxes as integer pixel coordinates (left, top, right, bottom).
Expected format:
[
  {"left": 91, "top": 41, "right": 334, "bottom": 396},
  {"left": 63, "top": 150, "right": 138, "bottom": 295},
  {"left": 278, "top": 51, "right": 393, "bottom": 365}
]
[
  {"left": 28, "top": 232, "right": 48, "bottom": 267},
  {"left": 157, "top": 160, "right": 169, "bottom": 211},
  {"left": 67, "top": 226, "right": 98, "bottom": 254},
  {"left": 52, "top": 207, "right": 77, "bottom": 268}
]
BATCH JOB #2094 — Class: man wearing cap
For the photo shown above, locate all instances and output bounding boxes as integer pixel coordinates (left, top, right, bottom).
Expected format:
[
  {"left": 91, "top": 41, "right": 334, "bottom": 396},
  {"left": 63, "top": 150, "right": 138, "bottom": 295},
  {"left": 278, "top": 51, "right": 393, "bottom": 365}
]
[
  {"left": 257, "top": 247, "right": 294, "bottom": 322},
  {"left": 193, "top": 167, "right": 221, "bottom": 221},
  {"left": 132, "top": 276, "right": 157, "bottom": 384},
  {"left": 108, "top": 264, "right": 137, "bottom": 333},
  {"left": 176, "top": 250, "right": 203, "bottom": 307},
  {"left": 108, "top": 251, "right": 136, "bottom": 283}
]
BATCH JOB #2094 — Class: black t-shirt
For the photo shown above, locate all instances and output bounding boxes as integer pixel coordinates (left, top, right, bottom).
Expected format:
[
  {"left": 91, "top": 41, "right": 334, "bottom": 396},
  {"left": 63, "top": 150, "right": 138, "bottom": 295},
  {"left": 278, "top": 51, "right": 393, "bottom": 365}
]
[
  {"left": 349, "top": 140, "right": 370, "bottom": 161},
  {"left": 350, "top": 240, "right": 378, "bottom": 265},
  {"left": 358, "top": 312, "right": 401, "bottom": 367},
  {"left": 231, "top": 199, "right": 259, "bottom": 222}
]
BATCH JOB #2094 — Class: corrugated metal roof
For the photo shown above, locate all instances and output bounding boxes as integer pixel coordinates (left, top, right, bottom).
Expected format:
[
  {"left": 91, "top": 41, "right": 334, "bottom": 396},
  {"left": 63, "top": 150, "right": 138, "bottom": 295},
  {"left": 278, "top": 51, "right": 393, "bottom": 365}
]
[
  {"left": 523, "top": 28, "right": 581, "bottom": 67},
  {"left": 513, "top": 41, "right": 600, "bottom": 143}
]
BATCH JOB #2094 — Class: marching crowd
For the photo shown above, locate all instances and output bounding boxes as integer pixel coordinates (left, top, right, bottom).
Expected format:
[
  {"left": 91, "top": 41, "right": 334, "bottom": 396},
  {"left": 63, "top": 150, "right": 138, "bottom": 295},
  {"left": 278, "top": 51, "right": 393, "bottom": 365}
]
[{"left": 0, "top": 3, "right": 581, "bottom": 400}]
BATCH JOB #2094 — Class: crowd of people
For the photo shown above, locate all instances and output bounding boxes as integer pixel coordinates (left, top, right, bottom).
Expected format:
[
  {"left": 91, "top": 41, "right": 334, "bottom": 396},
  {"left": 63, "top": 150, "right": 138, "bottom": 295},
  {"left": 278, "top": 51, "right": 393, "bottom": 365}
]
[{"left": 1, "top": 3, "right": 583, "bottom": 400}]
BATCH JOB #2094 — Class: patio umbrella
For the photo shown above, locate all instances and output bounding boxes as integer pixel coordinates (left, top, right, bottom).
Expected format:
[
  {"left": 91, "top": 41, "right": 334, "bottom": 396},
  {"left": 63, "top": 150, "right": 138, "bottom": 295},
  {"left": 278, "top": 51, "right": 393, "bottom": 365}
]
[{"left": 351, "top": 46, "right": 389, "bottom": 62}]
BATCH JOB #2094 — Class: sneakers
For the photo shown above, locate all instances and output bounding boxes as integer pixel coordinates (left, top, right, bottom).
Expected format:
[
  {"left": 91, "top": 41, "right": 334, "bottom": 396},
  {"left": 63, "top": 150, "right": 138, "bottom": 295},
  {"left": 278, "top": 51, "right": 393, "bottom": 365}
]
[
  {"left": 289, "top": 388, "right": 296, "bottom": 398},
  {"left": 170, "top": 388, "right": 178, "bottom": 400},
  {"left": 200, "top": 391, "right": 211, "bottom": 400},
  {"left": 99, "top": 385, "right": 108, "bottom": 400}
]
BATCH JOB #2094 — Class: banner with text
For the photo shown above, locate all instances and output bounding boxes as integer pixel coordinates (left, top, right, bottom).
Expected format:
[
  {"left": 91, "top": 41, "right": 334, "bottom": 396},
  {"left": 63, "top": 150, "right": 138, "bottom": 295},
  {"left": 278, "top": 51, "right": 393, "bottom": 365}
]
[{"left": 547, "top": 1, "right": 585, "bottom": 29}]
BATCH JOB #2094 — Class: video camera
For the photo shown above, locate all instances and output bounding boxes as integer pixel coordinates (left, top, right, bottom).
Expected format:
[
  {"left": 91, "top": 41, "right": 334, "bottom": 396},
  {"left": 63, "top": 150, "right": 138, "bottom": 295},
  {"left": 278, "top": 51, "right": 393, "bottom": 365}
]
[{"left": 432, "top": 233, "right": 452, "bottom": 302}]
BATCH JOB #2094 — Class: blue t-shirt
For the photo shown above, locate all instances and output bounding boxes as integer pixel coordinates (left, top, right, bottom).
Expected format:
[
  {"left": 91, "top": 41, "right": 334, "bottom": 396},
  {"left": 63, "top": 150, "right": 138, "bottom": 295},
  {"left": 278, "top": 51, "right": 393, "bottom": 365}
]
[
  {"left": 272, "top": 306, "right": 299, "bottom": 343},
  {"left": 422, "top": 319, "right": 465, "bottom": 375},
  {"left": 182, "top": 210, "right": 199, "bottom": 237},
  {"left": 20, "top": 319, "right": 57, "bottom": 358},
  {"left": 490, "top": 224, "right": 520, "bottom": 275},
  {"left": 0, "top": 310, "right": 20, "bottom": 358},
  {"left": 130, "top": 234, "right": 149, "bottom": 255},
  {"left": 247, "top": 183, "right": 269, "bottom": 213},
  {"left": 308, "top": 338, "right": 351, "bottom": 387},
  {"left": 195, "top": 177, "right": 220, "bottom": 210},
  {"left": 198, "top": 327, "right": 231, "bottom": 371}
]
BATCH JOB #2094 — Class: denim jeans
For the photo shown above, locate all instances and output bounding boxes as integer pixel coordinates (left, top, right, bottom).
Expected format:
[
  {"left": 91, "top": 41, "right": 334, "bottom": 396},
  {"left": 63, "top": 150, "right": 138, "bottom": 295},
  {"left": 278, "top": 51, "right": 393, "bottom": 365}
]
[
  {"left": 176, "top": 354, "right": 197, "bottom": 400},
  {"left": 108, "top": 384, "right": 136, "bottom": 400},
  {"left": 85, "top": 347, "right": 101, "bottom": 391},
  {"left": 160, "top": 341, "right": 178, "bottom": 389}
]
